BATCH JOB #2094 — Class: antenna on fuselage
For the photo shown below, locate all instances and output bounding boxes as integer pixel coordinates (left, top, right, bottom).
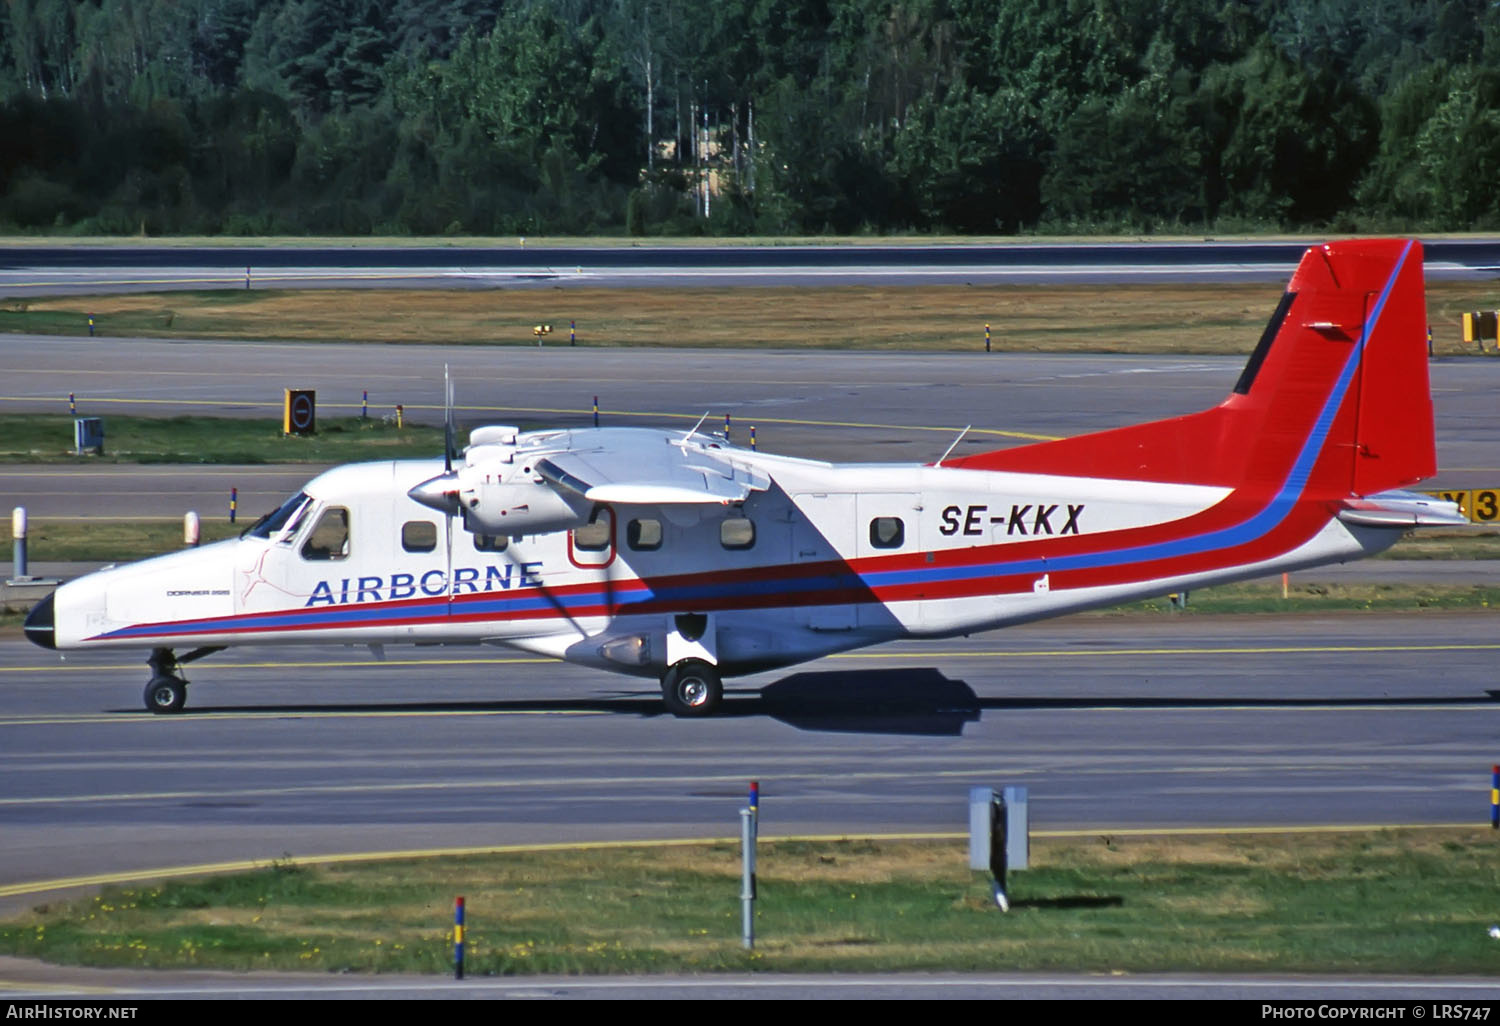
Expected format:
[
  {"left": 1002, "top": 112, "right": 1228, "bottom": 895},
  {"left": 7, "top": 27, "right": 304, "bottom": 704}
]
[
  {"left": 935, "top": 425, "right": 972, "bottom": 467},
  {"left": 444, "top": 365, "right": 456, "bottom": 473},
  {"left": 682, "top": 410, "right": 712, "bottom": 441}
]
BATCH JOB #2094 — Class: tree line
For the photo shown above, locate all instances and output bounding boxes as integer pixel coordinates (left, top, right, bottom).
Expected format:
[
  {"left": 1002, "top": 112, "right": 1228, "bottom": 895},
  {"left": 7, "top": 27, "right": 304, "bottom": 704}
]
[{"left": 2, "top": 0, "right": 1498, "bottom": 237}]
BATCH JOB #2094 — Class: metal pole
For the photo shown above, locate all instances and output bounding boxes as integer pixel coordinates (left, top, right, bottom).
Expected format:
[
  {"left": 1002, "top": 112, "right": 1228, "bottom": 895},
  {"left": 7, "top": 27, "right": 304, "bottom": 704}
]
[{"left": 740, "top": 807, "right": 755, "bottom": 950}]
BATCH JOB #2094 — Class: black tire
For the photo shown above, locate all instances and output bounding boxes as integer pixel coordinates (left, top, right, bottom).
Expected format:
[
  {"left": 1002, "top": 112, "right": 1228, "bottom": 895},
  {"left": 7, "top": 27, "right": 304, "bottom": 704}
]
[
  {"left": 661, "top": 659, "right": 723, "bottom": 717},
  {"left": 144, "top": 676, "right": 187, "bottom": 714}
]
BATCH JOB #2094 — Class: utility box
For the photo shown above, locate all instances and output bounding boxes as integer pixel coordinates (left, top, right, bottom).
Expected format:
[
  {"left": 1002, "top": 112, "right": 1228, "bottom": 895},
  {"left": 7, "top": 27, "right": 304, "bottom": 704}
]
[
  {"left": 73, "top": 417, "right": 104, "bottom": 455},
  {"left": 969, "top": 785, "right": 1029, "bottom": 871}
]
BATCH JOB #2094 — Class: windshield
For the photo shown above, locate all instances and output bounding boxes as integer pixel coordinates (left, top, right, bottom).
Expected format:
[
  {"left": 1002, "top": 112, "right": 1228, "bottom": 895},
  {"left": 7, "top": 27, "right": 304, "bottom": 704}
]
[{"left": 241, "top": 492, "right": 312, "bottom": 540}]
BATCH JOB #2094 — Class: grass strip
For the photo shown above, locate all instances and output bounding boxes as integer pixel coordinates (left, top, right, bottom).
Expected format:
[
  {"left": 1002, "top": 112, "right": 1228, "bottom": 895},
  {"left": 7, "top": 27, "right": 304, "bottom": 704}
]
[
  {"left": 0, "top": 414, "right": 444, "bottom": 464},
  {"left": 1117, "top": 580, "right": 1500, "bottom": 615},
  {"left": 5, "top": 281, "right": 1500, "bottom": 353},
  {"left": 2, "top": 831, "right": 1497, "bottom": 975}
]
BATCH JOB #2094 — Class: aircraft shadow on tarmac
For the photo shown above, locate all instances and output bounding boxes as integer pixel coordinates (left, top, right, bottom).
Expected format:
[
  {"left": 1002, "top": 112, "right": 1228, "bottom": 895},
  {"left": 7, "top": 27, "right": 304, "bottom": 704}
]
[{"left": 106, "top": 672, "right": 1500, "bottom": 737}]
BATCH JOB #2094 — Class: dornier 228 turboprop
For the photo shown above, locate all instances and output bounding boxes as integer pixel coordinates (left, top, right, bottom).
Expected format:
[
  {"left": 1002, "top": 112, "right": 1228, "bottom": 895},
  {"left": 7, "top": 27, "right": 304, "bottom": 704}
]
[{"left": 24, "top": 239, "right": 1465, "bottom": 716}]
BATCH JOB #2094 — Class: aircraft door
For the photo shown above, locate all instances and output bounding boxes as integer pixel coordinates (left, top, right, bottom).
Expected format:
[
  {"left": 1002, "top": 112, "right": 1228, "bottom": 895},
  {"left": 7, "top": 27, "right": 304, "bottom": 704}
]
[
  {"left": 792, "top": 492, "right": 856, "bottom": 630},
  {"left": 855, "top": 493, "right": 921, "bottom": 628}
]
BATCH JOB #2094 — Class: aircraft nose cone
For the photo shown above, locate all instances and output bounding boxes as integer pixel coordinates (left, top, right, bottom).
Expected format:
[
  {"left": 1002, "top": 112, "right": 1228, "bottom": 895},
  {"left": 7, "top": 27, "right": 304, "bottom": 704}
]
[
  {"left": 23, "top": 592, "right": 56, "bottom": 650},
  {"left": 408, "top": 472, "right": 460, "bottom": 515}
]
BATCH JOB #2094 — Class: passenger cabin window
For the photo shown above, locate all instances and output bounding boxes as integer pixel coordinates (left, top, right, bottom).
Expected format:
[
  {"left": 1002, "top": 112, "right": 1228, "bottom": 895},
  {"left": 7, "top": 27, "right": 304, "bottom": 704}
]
[
  {"left": 473, "top": 533, "right": 508, "bottom": 552},
  {"left": 402, "top": 520, "right": 437, "bottom": 553},
  {"left": 301, "top": 507, "right": 350, "bottom": 561},
  {"left": 627, "top": 517, "right": 663, "bottom": 551},
  {"left": 720, "top": 517, "right": 755, "bottom": 550},
  {"left": 574, "top": 508, "right": 612, "bottom": 552},
  {"left": 869, "top": 517, "right": 905, "bottom": 549}
]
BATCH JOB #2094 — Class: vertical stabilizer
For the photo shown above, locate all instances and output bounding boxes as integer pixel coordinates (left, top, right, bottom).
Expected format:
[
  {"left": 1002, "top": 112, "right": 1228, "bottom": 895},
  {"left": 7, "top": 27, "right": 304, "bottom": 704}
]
[{"left": 949, "top": 239, "right": 1434, "bottom": 501}]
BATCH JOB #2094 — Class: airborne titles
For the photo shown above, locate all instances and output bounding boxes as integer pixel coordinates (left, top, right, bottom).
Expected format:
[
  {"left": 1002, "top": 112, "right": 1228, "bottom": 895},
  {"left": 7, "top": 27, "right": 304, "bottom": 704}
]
[
  {"left": 306, "top": 562, "right": 544, "bottom": 607},
  {"left": 938, "top": 503, "right": 1084, "bottom": 538}
]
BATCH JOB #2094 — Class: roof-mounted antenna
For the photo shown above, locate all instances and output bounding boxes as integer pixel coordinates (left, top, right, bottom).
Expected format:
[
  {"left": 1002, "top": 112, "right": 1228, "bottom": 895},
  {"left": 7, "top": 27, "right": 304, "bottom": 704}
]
[
  {"left": 935, "top": 425, "right": 972, "bottom": 467},
  {"left": 443, "top": 363, "right": 455, "bottom": 473},
  {"left": 682, "top": 410, "right": 712, "bottom": 440}
]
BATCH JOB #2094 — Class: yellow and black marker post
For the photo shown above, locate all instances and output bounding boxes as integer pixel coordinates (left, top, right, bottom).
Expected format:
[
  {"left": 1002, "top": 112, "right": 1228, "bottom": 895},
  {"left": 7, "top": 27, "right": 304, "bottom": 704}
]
[{"left": 454, "top": 895, "right": 465, "bottom": 979}]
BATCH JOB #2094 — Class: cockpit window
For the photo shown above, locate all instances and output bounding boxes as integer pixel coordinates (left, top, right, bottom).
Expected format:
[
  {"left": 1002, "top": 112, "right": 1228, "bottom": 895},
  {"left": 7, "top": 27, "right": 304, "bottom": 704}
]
[
  {"left": 243, "top": 492, "right": 312, "bottom": 540},
  {"left": 301, "top": 507, "right": 350, "bottom": 561}
]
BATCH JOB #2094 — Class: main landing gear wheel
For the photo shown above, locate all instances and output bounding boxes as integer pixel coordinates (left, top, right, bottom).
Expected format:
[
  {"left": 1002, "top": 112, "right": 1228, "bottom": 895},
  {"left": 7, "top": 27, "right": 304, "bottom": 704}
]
[
  {"left": 661, "top": 659, "right": 723, "bottom": 717},
  {"left": 144, "top": 676, "right": 187, "bottom": 714}
]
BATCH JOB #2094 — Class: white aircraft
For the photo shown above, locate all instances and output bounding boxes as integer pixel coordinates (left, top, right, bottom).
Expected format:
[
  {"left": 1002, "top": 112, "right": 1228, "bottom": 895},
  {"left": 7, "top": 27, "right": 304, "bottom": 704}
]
[{"left": 24, "top": 238, "right": 1465, "bottom": 716}]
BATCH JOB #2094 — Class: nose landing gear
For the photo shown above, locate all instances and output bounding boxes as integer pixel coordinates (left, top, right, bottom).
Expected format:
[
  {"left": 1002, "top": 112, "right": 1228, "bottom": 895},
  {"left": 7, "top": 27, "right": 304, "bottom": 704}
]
[
  {"left": 143, "top": 646, "right": 223, "bottom": 714},
  {"left": 145, "top": 674, "right": 187, "bottom": 714}
]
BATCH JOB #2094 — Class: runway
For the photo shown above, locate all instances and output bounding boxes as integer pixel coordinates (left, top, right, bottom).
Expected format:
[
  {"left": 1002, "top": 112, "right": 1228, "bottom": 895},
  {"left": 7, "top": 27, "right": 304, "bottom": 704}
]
[
  {"left": 1, "top": 239, "right": 1497, "bottom": 292},
  {"left": 3, "top": 613, "right": 1497, "bottom": 919}
]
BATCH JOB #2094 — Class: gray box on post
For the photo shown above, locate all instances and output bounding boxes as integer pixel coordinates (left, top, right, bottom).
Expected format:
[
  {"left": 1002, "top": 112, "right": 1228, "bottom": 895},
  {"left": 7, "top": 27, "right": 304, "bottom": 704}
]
[
  {"left": 969, "top": 786, "right": 1030, "bottom": 871},
  {"left": 74, "top": 417, "right": 104, "bottom": 455},
  {"left": 968, "top": 786, "right": 991, "bottom": 870},
  {"left": 1003, "top": 786, "right": 1029, "bottom": 870}
]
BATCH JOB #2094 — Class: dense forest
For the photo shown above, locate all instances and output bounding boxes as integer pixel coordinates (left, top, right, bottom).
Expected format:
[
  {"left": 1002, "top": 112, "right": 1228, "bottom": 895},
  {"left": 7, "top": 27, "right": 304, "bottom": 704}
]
[{"left": 2, "top": 0, "right": 1498, "bottom": 236}]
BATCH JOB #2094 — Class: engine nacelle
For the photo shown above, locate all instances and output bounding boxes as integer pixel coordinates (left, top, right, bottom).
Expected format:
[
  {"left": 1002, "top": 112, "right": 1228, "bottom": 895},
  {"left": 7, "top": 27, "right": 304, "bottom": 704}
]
[
  {"left": 407, "top": 426, "right": 592, "bottom": 537},
  {"left": 457, "top": 473, "right": 590, "bottom": 535}
]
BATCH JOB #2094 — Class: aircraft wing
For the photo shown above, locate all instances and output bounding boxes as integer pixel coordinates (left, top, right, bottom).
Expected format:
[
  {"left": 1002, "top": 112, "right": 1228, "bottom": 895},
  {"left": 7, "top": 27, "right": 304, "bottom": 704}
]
[{"left": 536, "top": 441, "right": 770, "bottom": 506}]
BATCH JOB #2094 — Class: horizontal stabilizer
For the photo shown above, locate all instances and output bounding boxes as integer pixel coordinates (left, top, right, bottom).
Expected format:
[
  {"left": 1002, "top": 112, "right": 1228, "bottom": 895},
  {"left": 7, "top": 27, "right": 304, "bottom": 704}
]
[{"left": 1337, "top": 490, "right": 1469, "bottom": 528}]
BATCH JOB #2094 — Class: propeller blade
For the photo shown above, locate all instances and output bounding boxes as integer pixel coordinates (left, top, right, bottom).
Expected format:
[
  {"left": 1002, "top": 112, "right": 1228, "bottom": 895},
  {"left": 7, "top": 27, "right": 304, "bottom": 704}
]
[{"left": 445, "top": 500, "right": 454, "bottom": 612}]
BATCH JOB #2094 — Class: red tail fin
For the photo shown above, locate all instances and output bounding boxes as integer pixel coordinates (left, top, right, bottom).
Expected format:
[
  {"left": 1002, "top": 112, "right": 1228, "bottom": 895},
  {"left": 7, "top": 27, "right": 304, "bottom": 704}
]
[{"left": 949, "top": 239, "right": 1434, "bottom": 499}]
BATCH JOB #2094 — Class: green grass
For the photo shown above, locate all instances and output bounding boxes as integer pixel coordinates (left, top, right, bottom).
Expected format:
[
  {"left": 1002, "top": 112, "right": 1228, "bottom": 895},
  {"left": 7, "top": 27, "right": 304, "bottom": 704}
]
[
  {"left": 1115, "top": 580, "right": 1500, "bottom": 616},
  {"left": 2, "top": 518, "right": 243, "bottom": 562},
  {"left": 6, "top": 279, "right": 1500, "bottom": 353},
  {"left": 0, "top": 413, "right": 444, "bottom": 464},
  {"left": 3, "top": 831, "right": 1497, "bottom": 975}
]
